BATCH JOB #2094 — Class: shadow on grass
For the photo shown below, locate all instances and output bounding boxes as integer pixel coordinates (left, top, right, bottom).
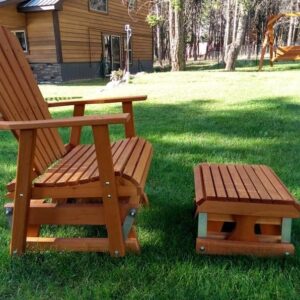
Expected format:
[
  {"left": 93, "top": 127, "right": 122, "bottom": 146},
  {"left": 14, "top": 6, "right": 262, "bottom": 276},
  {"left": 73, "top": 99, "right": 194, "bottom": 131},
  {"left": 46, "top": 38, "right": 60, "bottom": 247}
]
[
  {"left": 184, "top": 59, "right": 300, "bottom": 72},
  {"left": 1, "top": 96, "right": 300, "bottom": 298},
  {"left": 186, "top": 61, "right": 225, "bottom": 71}
]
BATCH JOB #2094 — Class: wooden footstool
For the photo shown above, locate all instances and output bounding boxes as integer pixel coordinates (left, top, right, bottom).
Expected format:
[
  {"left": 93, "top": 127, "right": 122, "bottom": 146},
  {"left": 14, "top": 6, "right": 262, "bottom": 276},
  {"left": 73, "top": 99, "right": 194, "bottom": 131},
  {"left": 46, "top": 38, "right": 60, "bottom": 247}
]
[{"left": 194, "top": 163, "right": 300, "bottom": 256}]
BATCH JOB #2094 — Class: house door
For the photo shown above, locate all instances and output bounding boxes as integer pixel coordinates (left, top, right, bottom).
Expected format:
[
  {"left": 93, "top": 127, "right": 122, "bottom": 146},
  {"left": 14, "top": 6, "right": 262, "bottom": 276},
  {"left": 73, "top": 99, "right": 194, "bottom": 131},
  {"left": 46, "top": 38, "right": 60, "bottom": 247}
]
[{"left": 103, "top": 34, "right": 121, "bottom": 76}]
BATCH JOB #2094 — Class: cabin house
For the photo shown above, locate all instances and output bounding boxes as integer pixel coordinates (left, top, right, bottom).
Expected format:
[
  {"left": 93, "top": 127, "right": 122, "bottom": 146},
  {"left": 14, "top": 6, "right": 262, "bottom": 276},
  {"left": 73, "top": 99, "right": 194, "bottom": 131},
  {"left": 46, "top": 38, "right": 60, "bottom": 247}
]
[{"left": 0, "top": 0, "right": 153, "bottom": 82}]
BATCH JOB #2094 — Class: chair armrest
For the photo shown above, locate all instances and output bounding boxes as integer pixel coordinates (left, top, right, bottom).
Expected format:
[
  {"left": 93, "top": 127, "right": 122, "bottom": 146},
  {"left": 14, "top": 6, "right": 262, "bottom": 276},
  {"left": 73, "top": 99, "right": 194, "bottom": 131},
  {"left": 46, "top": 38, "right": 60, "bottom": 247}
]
[
  {"left": 47, "top": 95, "right": 147, "bottom": 108},
  {"left": 0, "top": 114, "right": 130, "bottom": 130}
]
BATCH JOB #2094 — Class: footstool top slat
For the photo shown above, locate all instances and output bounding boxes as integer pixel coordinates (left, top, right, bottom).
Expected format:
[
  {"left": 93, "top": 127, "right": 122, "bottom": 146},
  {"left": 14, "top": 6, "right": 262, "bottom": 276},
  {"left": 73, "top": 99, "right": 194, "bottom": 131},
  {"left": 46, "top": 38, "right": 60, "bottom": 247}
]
[
  {"left": 210, "top": 164, "right": 227, "bottom": 199},
  {"left": 259, "top": 165, "right": 295, "bottom": 201},
  {"left": 251, "top": 165, "right": 283, "bottom": 201},
  {"left": 195, "top": 163, "right": 296, "bottom": 205},
  {"left": 242, "top": 165, "right": 272, "bottom": 202},
  {"left": 218, "top": 164, "right": 239, "bottom": 200},
  {"left": 234, "top": 165, "right": 260, "bottom": 200},
  {"left": 227, "top": 165, "right": 250, "bottom": 201}
]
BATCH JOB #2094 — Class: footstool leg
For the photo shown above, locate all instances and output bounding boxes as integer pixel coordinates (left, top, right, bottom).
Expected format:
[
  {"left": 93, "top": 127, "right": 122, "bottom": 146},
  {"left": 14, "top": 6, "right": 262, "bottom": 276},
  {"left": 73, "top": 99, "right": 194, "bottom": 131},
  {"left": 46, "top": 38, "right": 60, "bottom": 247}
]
[
  {"left": 281, "top": 218, "right": 292, "bottom": 243},
  {"left": 228, "top": 215, "right": 258, "bottom": 242},
  {"left": 198, "top": 213, "right": 208, "bottom": 238}
]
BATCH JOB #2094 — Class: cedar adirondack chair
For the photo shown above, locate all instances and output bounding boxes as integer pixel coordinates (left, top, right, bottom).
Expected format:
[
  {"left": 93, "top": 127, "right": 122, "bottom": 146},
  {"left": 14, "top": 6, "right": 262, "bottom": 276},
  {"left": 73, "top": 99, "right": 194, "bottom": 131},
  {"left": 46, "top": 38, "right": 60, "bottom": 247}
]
[{"left": 0, "top": 26, "right": 153, "bottom": 257}]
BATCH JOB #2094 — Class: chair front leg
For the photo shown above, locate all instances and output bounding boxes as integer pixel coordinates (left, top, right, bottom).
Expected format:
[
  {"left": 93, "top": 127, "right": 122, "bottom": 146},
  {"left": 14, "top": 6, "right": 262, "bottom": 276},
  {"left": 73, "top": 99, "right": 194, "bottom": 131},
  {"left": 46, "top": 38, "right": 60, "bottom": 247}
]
[
  {"left": 10, "top": 129, "right": 36, "bottom": 255},
  {"left": 92, "top": 124, "right": 126, "bottom": 257},
  {"left": 68, "top": 104, "right": 86, "bottom": 149},
  {"left": 122, "top": 102, "right": 136, "bottom": 138}
]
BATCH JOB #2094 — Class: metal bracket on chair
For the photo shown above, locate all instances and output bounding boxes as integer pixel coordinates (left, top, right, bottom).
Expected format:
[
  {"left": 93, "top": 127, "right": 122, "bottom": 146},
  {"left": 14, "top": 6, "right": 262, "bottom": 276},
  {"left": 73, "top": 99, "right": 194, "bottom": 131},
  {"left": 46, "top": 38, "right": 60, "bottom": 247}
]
[
  {"left": 122, "top": 208, "right": 137, "bottom": 240},
  {"left": 198, "top": 213, "right": 208, "bottom": 238},
  {"left": 281, "top": 218, "right": 292, "bottom": 243},
  {"left": 5, "top": 207, "right": 13, "bottom": 229}
]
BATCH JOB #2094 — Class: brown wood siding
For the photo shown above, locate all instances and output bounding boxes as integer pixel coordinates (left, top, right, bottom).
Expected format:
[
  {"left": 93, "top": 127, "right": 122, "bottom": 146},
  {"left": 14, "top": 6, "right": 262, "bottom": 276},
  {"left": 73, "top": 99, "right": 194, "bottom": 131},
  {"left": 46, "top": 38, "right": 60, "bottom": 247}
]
[
  {"left": 59, "top": 0, "right": 152, "bottom": 63},
  {"left": 0, "top": 5, "right": 26, "bottom": 29},
  {"left": 26, "top": 12, "right": 57, "bottom": 63}
]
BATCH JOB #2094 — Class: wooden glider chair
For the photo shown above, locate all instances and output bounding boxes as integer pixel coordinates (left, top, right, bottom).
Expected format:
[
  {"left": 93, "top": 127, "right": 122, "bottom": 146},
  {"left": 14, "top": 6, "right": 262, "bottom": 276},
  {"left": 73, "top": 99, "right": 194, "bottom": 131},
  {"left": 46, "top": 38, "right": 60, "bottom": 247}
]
[{"left": 0, "top": 26, "right": 153, "bottom": 257}]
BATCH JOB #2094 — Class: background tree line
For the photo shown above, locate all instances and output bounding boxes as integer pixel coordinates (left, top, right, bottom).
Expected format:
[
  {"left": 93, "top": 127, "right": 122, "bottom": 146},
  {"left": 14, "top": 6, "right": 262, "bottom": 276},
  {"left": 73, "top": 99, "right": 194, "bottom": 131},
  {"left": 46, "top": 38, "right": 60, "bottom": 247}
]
[{"left": 130, "top": 0, "right": 300, "bottom": 71}]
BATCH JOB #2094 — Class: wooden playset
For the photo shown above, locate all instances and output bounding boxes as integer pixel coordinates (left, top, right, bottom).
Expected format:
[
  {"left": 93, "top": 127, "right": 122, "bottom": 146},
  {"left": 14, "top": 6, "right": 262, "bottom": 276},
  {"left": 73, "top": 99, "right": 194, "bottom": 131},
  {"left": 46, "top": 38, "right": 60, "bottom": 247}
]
[
  {"left": 0, "top": 26, "right": 153, "bottom": 257},
  {"left": 259, "top": 12, "right": 300, "bottom": 70}
]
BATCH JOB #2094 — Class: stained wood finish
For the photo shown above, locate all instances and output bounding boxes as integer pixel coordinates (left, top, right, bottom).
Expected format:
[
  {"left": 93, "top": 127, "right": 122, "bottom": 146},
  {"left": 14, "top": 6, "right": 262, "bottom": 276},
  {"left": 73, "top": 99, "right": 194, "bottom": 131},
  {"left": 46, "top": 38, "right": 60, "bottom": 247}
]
[
  {"left": 259, "top": 12, "right": 300, "bottom": 70},
  {"left": 27, "top": 237, "right": 140, "bottom": 253},
  {"left": 0, "top": 114, "right": 130, "bottom": 130},
  {"left": 34, "top": 138, "right": 152, "bottom": 188},
  {"left": 1, "top": 1, "right": 152, "bottom": 65},
  {"left": 122, "top": 102, "right": 135, "bottom": 137},
  {"left": 273, "top": 46, "right": 300, "bottom": 62},
  {"left": 194, "top": 163, "right": 300, "bottom": 256},
  {"left": 26, "top": 12, "right": 57, "bottom": 63},
  {"left": 0, "top": 27, "right": 152, "bottom": 256},
  {"left": 0, "top": 26, "right": 65, "bottom": 174},
  {"left": 69, "top": 103, "right": 85, "bottom": 147},
  {"left": 93, "top": 125, "right": 125, "bottom": 256},
  {"left": 59, "top": 0, "right": 152, "bottom": 63},
  {"left": 196, "top": 238, "right": 295, "bottom": 256},
  {"left": 10, "top": 129, "right": 36, "bottom": 255},
  {"left": 0, "top": 5, "right": 26, "bottom": 30},
  {"left": 195, "top": 164, "right": 296, "bottom": 205},
  {"left": 5, "top": 202, "right": 136, "bottom": 226},
  {"left": 47, "top": 95, "right": 147, "bottom": 107},
  {"left": 196, "top": 201, "right": 300, "bottom": 218}
]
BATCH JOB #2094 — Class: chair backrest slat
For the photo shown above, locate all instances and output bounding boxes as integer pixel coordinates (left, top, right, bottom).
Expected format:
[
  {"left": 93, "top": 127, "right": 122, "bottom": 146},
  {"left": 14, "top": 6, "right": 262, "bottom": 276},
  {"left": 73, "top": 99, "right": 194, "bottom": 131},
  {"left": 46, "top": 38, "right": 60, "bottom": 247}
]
[{"left": 0, "top": 26, "right": 66, "bottom": 174}]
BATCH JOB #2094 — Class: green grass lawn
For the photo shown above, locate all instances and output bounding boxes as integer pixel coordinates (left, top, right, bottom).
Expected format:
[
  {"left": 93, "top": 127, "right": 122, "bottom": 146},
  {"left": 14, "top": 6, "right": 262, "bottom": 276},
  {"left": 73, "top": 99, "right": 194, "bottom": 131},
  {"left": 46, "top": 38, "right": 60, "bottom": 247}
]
[{"left": 1, "top": 61, "right": 300, "bottom": 299}]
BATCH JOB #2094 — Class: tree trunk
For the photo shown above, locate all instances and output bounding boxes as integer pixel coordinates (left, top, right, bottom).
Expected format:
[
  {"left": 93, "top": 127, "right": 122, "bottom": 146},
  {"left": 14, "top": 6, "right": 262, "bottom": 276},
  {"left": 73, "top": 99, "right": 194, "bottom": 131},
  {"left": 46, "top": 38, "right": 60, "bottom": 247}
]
[
  {"left": 169, "top": 0, "right": 185, "bottom": 71},
  {"left": 204, "top": 11, "right": 213, "bottom": 60},
  {"left": 287, "top": 19, "right": 294, "bottom": 46},
  {"left": 232, "top": 0, "right": 238, "bottom": 42},
  {"left": 225, "top": 3, "right": 248, "bottom": 71},
  {"left": 192, "top": 8, "right": 198, "bottom": 61},
  {"left": 287, "top": 0, "right": 295, "bottom": 46},
  {"left": 223, "top": 0, "right": 231, "bottom": 63},
  {"left": 156, "top": 3, "right": 163, "bottom": 67},
  {"left": 193, "top": 32, "right": 198, "bottom": 61}
]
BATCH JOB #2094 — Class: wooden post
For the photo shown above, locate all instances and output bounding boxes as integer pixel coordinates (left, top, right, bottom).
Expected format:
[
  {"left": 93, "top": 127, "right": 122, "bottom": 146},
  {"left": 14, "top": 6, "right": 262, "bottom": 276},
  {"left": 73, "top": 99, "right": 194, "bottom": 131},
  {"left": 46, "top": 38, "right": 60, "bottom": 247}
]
[
  {"left": 10, "top": 129, "right": 36, "bottom": 255},
  {"left": 259, "top": 35, "right": 269, "bottom": 71},
  {"left": 69, "top": 104, "right": 85, "bottom": 147},
  {"left": 228, "top": 215, "right": 258, "bottom": 242},
  {"left": 92, "top": 125, "right": 125, "bottom": 257},
  {"left": 122, "top": 102, "right": 135, "bottom": 138}
]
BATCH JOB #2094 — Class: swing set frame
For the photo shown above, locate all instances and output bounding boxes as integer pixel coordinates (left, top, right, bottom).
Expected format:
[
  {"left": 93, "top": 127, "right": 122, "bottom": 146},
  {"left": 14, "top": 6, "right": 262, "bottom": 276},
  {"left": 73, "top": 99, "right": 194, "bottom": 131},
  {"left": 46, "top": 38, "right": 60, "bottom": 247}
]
[{"left": 259, "top": 12, "right": 300, "bottom": 70}]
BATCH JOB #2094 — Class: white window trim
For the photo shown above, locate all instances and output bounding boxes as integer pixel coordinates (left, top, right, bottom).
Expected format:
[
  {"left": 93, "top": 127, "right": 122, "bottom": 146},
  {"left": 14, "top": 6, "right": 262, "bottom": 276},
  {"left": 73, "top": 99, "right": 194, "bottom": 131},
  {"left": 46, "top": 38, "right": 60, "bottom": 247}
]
[
  {"left": 89, "top": 0, "right": 108, "bottom": 13},
  {"left": 11, "top": 30, "right": 28, "bottom": 53}
]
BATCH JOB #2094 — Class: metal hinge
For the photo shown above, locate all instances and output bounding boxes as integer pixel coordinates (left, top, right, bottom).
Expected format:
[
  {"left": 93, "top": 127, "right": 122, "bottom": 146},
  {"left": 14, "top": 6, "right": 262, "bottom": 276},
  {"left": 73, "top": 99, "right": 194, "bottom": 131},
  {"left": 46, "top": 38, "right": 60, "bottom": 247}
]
[
  {"left": 122, "top": 208, "right": 137, "bottom": 240},
  {"left": 5, "top": 207, "right": 13, "bottom": 229}
]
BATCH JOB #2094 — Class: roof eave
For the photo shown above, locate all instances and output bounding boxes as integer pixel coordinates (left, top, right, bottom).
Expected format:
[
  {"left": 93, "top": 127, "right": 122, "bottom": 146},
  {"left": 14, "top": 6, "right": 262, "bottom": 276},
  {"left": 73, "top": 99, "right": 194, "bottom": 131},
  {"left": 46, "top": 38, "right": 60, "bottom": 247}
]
[
  {"left": 0, "top": 0, "right": 24, "bottom": 8},
  {"left": 17, "top": 0, "right": 63, "bottom": 12}
]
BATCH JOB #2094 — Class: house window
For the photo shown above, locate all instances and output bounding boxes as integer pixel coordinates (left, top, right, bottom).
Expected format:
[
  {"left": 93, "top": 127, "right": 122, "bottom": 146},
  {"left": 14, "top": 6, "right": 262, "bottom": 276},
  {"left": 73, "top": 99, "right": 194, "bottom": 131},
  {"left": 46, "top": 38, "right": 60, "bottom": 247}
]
[
  {"left": 127, "top": 0, "right": 137, "bottom": 10},
  {"left": 89, "top": 0, "right": 108, "bottom": 13},
  {"left": 124, "top": 37, "right": 133, "bottom": 64},
  {"left": 12, "top": 30, "right": 28, "bottom": 53},
  {"left": 102, "top": 34, "right": 121, "bottom": 76}
]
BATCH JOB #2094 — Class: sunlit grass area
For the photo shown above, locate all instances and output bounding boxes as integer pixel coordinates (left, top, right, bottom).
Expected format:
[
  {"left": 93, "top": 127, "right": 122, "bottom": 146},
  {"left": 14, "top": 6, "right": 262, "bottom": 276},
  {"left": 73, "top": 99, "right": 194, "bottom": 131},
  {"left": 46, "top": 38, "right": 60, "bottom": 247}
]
[{"left": 1, "top": 61, "right": 300, "bottom": 299}]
